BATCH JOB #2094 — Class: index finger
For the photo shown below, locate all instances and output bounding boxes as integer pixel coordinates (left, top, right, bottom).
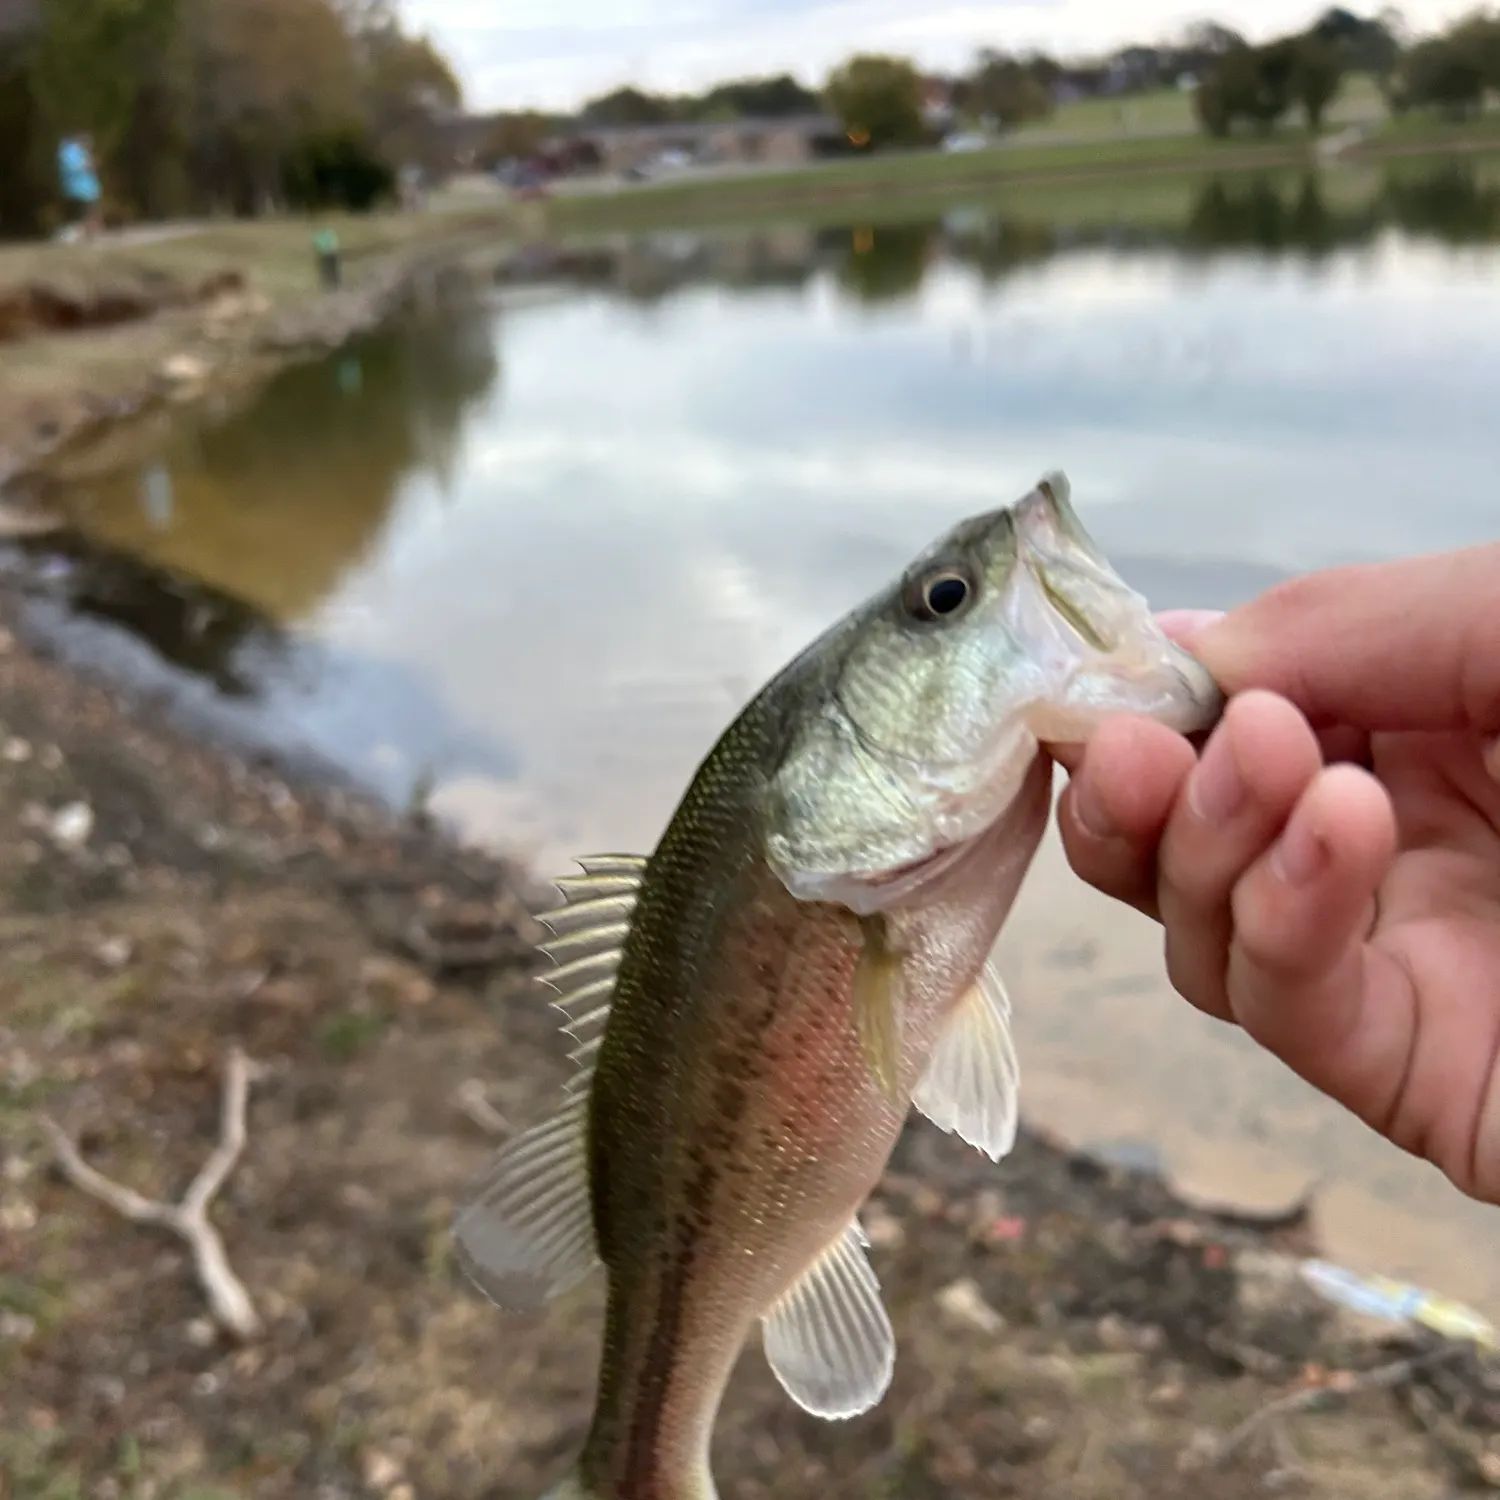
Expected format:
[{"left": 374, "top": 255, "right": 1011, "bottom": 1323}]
[{"left": 1195, "top": 543, "right": 1500, "bottom": 736}]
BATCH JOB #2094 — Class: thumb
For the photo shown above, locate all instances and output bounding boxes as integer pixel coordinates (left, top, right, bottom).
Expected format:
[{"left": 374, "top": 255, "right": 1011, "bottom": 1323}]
[{"left": 1194, "top": 543, "right": 1500, "bottom": 735}]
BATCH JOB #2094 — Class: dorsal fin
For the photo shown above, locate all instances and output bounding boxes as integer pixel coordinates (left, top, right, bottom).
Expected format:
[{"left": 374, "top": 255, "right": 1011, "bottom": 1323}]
[
  {"left": 535, "top": 853, "right": 648, "bottom": 1087},
  {"left": 453, "top": 854, "right": 648, "bottom": 1310}
]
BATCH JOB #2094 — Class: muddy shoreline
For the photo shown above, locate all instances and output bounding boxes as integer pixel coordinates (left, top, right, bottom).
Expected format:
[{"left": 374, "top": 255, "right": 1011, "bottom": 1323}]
[{"left": 0, "top": 211, "right": 515, "bottom": 495}]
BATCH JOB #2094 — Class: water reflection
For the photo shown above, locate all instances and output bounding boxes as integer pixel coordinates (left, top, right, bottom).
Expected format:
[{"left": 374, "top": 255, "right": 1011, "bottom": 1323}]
[
  {"left": 1383, "top": 161, "right": 1500, "bottom": 243},
  {"left": 501, "top": 156, "right": 1500, "bottom": 304},
  {"left": 10, "top": 303, "right": 512, "bottom": 797},
  {"left": 836, "top": 221, "right": 936, "bottom": 305},
  {"left": 0, "top": 531, "right": 291, "bottom": 698},
  {"left": 41, "top": 308, "right": 500, "bottom": 621}
]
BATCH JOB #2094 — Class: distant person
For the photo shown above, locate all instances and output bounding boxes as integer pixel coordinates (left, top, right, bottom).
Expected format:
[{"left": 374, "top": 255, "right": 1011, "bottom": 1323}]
[
  {"left": 312, "top": 226, "right": 342, "bottom": 290},
  {"left": 57, "top": 133, "right": 103, "bottom": 240},
  {"left": 1055, "top": 543, "right": 1500, "bottom": 1208}
]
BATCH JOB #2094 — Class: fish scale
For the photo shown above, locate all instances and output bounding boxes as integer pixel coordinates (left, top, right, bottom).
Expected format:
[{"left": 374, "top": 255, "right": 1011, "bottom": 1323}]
[{"left": 453, "top": 472, "right": 1223, "bottom": 1500}]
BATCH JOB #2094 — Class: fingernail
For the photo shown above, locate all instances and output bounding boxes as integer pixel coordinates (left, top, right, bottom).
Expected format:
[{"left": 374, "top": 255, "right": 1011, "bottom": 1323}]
[
  {"left": 1187, "top": 731, "right": 1245, "bottom": 823},
  {"left": 1271, "top": 818, "right": 1328, "bottom": 887},
  {"left": 1071, "top": 779, "right": 1116, "bottom": 841},
  {"left": 1156, "top": 609, "right": 1226, "bottom": 647}
]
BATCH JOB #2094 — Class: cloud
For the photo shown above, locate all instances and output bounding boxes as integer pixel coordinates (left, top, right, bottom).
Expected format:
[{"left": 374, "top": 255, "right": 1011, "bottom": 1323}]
[{"left": 399, "top": 0, "right": 1477, "bottom": 110}]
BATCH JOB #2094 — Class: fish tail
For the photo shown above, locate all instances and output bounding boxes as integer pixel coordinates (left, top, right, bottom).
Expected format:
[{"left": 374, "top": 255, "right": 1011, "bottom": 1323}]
[{"left": 541, "top": 1466, "right": 717, "bottom": 1499}]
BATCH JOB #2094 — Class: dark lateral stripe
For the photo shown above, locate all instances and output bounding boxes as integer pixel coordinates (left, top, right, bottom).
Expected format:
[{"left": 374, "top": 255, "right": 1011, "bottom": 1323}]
[{"left": 618, "top": 998, "right": 783, "bottom": 1489}]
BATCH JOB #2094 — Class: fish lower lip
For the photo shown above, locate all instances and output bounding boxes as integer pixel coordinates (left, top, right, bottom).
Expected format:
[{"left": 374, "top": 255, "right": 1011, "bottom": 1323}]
[{"left": 867, "top": 846, "right": 950, "bottom": 887}]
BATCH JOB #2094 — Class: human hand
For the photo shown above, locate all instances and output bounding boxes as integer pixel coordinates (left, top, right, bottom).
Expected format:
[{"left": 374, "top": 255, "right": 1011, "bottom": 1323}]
[{"left": 1053, "top": 545, "right": 1500, "bottom": 1205}]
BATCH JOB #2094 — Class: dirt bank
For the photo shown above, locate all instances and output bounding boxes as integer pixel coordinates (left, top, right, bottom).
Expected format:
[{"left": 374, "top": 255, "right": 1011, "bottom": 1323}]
[
  {"left": 0, "top": 578, "right": 1494, "bottom": 1499},
  {"left": 0, "top": 208, "right": 514, "bottom": 491}
]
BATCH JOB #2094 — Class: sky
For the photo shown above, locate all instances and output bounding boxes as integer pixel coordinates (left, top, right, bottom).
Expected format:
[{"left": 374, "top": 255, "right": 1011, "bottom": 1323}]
[{"left": 399, "top": 0, "right": 1480, "bottom": 112}]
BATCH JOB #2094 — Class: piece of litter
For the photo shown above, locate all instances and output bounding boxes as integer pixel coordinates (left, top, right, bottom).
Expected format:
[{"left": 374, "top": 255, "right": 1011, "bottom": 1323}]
[
  {"left": 1299, "top": 1258, "right": 1495, "bottom": 1348},
  {"left": 936, "top": 1277, "right": 1006, "bottom": 1335},
  {"left": 984, "top": 1215, "right": 1027, "bottom": 1244},
  {"left": 50, "top": 802, "right": 94, "bottom": 848}
]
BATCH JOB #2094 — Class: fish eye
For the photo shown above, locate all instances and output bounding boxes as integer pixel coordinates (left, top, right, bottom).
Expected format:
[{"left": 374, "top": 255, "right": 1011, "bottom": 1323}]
[{"left": 904, "top": 566, "right": 975, "bottom": 624}]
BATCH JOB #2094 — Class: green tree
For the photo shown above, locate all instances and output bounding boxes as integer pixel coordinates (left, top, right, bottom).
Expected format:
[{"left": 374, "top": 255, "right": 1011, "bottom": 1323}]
[
  {"left": 1391, "top": 34, "right": 1488, "bottom": 118},
  {"left": 825, "top": 53, "right": 928, "bottom": 149},
  {"left": 1450, "top": 11, "right": 1500, "bottom": 89},
  {"left": 1194, "top": 40, "right": 1302, "bottom": 136},
  {"left": 580, "top": 85, "right": 676, "bottom": 127},
  {"left": 28, "top": 0, "right": 179, "bottom": 152},
  {"left": 962, "top": 50, "right": 1053, "bottom": 127},
  {"left": 1247, "top": 39, "right": 1299, "bottom": 130},
  {"left": 282, "top": 126, "right": 394, "bottom": 209},
  {"left": 1290, "top": 34, "right": 1344, "bottom": 129},
  {"left": 0, "top": 0, "right": 463, "bottom": 227},
  {"left": 0, "top": 30, "right": 47, "bottom": 234},
  {"left": 355, "top": 24, "right": 461, "bottom": 173},
  {"left": 692, "top": 74, "right": 821, "bottom": 119},
  {"left": 1310, "top": 6, "right": 1401, "bottom": 73},
  {"left": 178, "top": 0, "right": 363, "bottom": 212},
  {"left": 1192, "top": 74, "right": 1233, "bottom": 137}
]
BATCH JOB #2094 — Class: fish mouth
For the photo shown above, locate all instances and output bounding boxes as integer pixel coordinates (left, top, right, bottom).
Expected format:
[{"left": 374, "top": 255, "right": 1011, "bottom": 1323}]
[
  {"left": 847, "top": 828, "right": 986, "bottom": 912},
  {"left": 863, "top": 844, "right": 954, "bottom": 890}
]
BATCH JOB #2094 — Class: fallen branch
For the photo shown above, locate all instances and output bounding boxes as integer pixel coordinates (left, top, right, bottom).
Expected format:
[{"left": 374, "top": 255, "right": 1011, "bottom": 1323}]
[
  {"left": 1212, "top": 1345, "right": 1467, "bottom": 1466},
  {"left": 41, "top": 1045, "right": 264, "bottom": 1341},
  {"left": 455, "top": 1078, "right": 511, "bottom": 1137}
]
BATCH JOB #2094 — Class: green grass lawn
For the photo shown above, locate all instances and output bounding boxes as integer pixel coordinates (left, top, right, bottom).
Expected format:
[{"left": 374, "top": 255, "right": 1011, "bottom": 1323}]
[
  {"left": 545, "top": 132, "right": 1317, "bottom": 237},
  {"left": 1028, "top": 73, "right": 1391, "bottom": 140},
  {"left": 1035, "top": 85, "right": 1201, "bottom": 136}
]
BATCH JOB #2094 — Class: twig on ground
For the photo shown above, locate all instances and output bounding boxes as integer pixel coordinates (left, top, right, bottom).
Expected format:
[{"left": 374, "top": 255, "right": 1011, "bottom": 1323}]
[
  {"left": 1212, "top": 1345, "right": 1467, "bottom": 1466},
  {"left": 455, "top": 1078, "right": 510, "bottom": 1137},
  {"left": 41, "top": 1045, "right": 265, "bottom": 1342}
]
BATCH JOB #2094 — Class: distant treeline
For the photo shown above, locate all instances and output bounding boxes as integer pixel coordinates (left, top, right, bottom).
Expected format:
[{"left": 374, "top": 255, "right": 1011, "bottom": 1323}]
[
  {"left": 1195, "top": 8, "right": 1500, "bottom": 135},
  {"left": 481, "top": 6, "right": 1500, "bottom": 165},
  {"left": 0, "top": 0, "right": 463, "bottom": 235}
]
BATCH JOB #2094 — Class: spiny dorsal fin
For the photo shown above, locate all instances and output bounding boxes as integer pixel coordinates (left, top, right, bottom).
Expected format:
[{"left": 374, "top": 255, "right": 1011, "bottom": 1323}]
[
  {"left": 911, "top": 960, "right": 1020, "bottom": 1163},
  {"left": 761, "top": 1218, "right": 896, "bottom": 1419},
  {"left": 534, "top": 853, "right": 648, "bottom": 1088}
]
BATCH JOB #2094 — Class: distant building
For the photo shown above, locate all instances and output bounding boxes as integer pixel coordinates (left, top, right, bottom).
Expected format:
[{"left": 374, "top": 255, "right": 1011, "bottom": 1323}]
[
  {"left": 424, "top": 110, "right": 502, "bottom": 172},
  {"left": 547, "top": 114, "right": 846, "bottom": 176}
]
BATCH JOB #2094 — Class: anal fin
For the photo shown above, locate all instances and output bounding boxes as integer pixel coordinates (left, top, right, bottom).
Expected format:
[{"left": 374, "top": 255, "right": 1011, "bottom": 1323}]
[
  {"left": 761, "top": 1219, "right": 895, "bottom": 1420},
  {"left": 911, "top": 960, "right": 1020, "bottom": 1163}
]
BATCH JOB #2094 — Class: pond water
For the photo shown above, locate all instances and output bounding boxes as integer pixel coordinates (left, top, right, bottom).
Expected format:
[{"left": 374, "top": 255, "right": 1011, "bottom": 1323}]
[{"left": 24, "top": 156, "right": 1500, "bottom": 1312}]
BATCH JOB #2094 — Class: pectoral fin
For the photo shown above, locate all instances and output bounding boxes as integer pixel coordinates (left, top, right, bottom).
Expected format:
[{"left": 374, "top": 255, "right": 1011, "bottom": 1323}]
[
  {"left": 852, "top": 913, "right": 905, "bottom": 1104},
  {"left": 761, "top": 1219, "right": 896, "bottom": 1420},
  {"left": 911, "top": 960, "right": 1020, "bottom": 1163}
]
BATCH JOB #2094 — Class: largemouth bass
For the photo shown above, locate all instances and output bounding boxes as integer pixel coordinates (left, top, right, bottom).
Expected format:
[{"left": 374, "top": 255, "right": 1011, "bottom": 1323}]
[{"left": 456, "top": 472, "right": 1222, "bottom": 1500}]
